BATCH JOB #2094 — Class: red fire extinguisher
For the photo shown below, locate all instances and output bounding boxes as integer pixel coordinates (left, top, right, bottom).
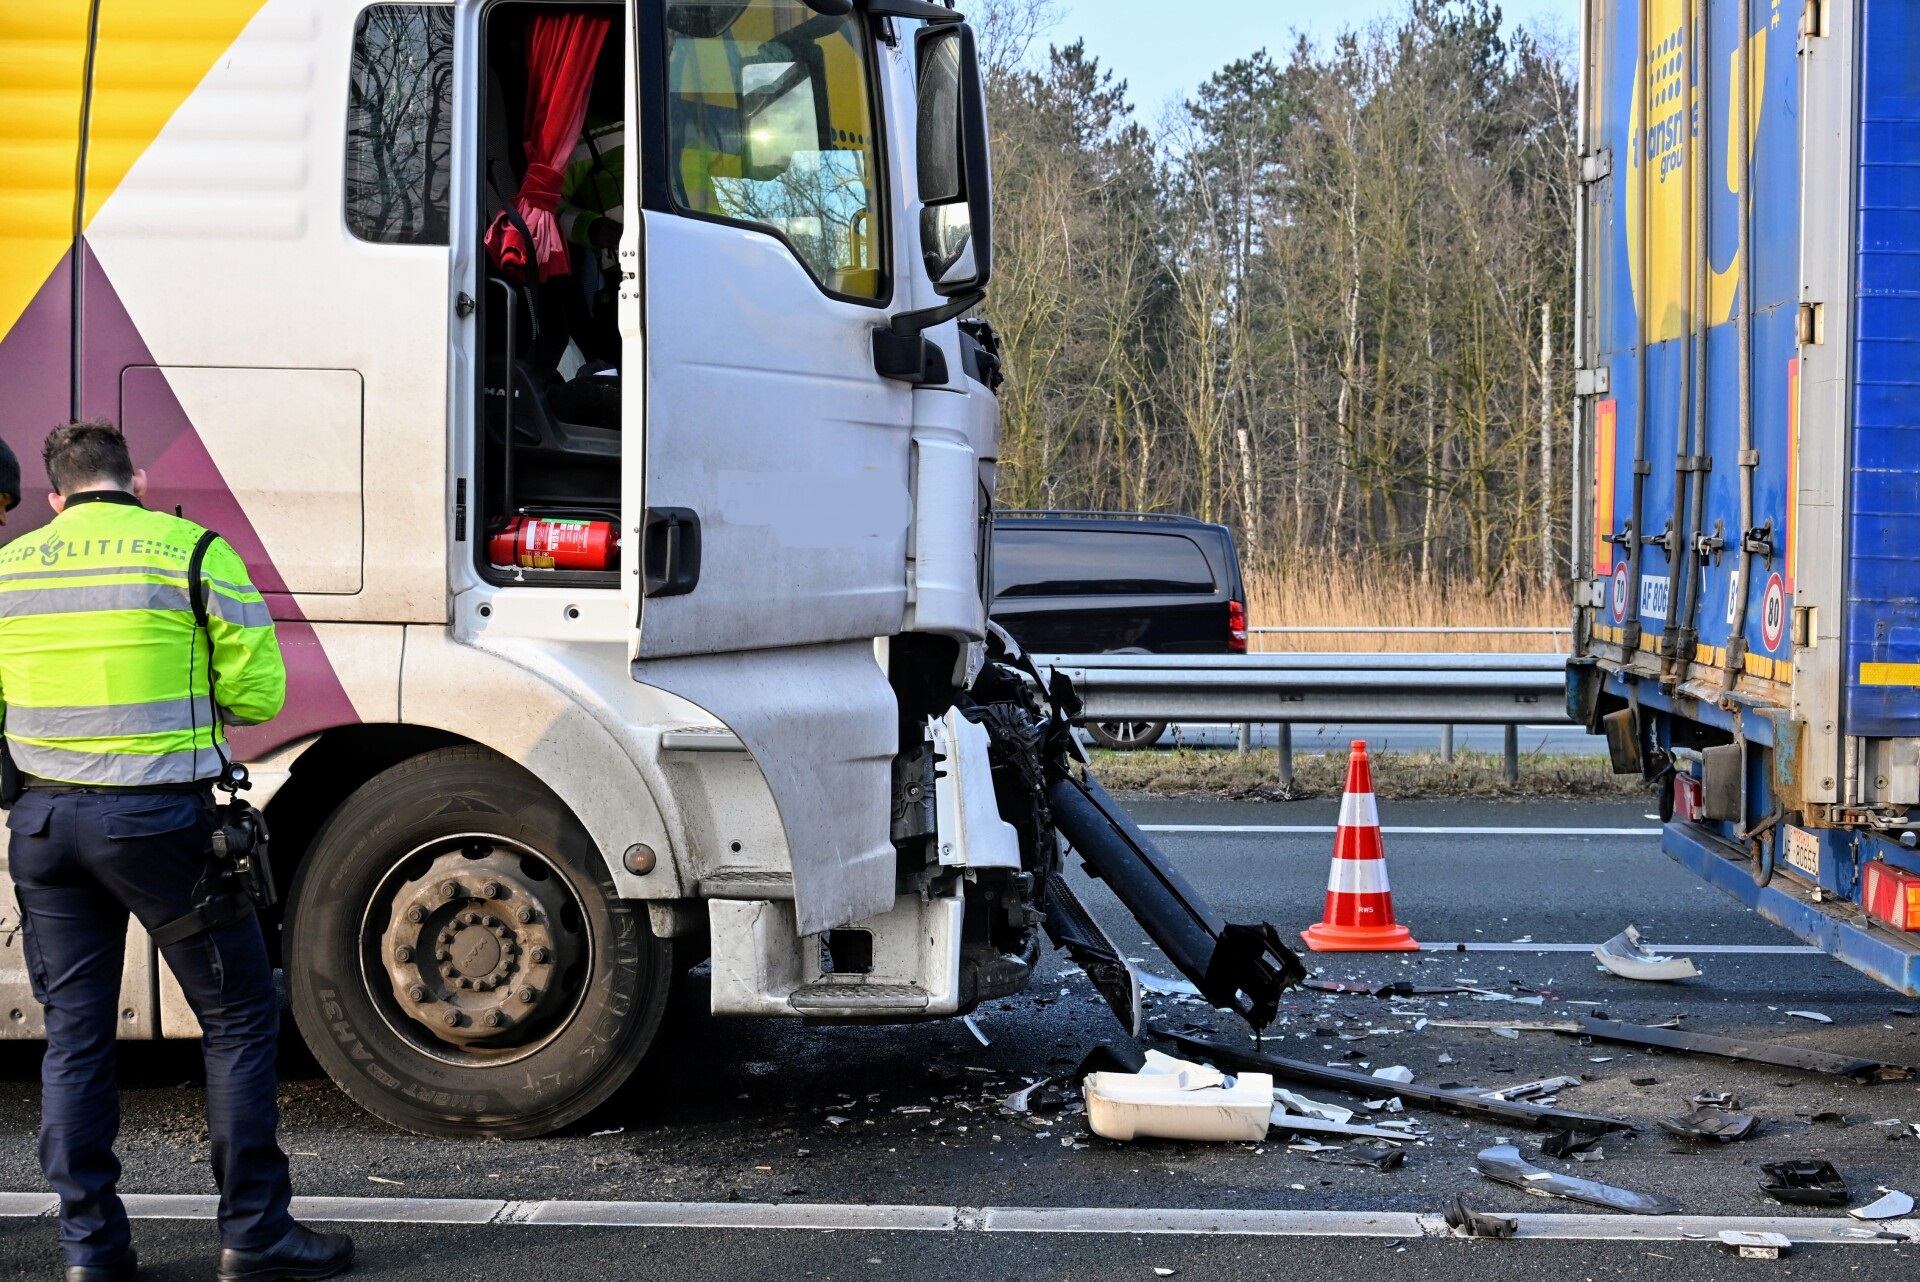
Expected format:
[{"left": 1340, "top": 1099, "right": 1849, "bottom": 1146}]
[{"left": 489, "top": 516, "right": 620, "bottom": 571}]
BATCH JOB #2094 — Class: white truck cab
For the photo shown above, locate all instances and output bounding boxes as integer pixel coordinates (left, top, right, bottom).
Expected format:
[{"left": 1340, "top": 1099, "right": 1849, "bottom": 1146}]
[{"left": 0, "top": 0, "right": 1297, "bottom": 1139}]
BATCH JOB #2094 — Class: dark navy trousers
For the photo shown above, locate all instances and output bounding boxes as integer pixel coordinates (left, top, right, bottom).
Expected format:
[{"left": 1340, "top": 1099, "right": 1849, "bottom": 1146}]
[{"left": 6, "top": 790, "right": 293, "bottom": 1266}]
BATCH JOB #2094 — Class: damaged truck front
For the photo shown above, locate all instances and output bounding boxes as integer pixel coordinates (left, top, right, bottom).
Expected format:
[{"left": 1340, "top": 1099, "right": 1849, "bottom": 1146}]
[
  {"left": 1568, "top": 0, "right": 1920, "bottom": 995},
  {"left": 0, "top": 0, "right": 1302, "bottom": 1139}
]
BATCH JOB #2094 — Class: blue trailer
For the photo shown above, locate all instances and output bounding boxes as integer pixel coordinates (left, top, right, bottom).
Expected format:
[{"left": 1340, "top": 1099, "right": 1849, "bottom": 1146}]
[{"left": 1570, "top": 0, "right": 1920, "bottom": 993}]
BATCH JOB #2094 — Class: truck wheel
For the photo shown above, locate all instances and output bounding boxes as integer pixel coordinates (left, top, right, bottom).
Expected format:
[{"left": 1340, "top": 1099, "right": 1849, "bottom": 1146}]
[
  {"left": 1084, "top": 720, "right": 1167, "bottom": 751},
  {"left": 286, "top": 746, "right": 672, "bottom": 1138}
]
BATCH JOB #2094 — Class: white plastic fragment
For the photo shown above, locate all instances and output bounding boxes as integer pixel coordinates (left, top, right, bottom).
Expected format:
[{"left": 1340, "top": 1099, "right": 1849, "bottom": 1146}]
[
  {"left": 1593, "top": 925, "right": 1701, "bottom": 982},
  {"left": 962, "top": 1015, "right": 991, "bottom": 1045},
  {"left": 1492, "top": 1026, "right": 1520, "bottom": 1040},
  {"left": 1139, "top": 973, "right": 1202, "bottom": 997},
  {"left": 1084, "top": 1054, "right": 1273, "bottom": 1142},
  {"left": 1719, "top": 1231, "right": 1791, "bottom": 1260},
  {"left": 1372, "top": 1065, "right": 1415, "bottom": 1084},
  {"left": 1849, "top": 1188, "right": 1915, "bottom": 1220},
  {"left": 1272, "top": 1088, "right": 1355, "bottom": 1126},
  {"left": 1786, "top": 1010, "right": 1833, "bottom": 1024}
]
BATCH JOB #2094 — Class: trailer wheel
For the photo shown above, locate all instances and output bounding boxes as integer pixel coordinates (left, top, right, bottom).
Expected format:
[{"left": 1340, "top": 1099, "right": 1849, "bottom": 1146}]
[{"left": 287, "top": 746, "right": 672, "bottom": 1138}]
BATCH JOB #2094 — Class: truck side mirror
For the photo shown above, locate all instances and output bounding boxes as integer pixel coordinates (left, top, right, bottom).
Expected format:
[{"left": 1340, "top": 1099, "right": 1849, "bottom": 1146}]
[{"left": 915, "top": 22, "right": 992, "bottom": 296}]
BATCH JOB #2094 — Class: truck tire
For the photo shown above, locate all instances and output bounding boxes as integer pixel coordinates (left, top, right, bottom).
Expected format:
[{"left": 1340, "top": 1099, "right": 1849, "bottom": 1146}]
[{"left": 286, "top": 746, "right": 672, "bottom": 1138}]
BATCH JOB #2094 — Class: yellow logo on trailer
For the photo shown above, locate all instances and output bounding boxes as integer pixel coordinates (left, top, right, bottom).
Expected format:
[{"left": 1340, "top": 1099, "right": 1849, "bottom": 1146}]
[{"left": 1624, "top": 0, "right": 1766, "bottom": 342}]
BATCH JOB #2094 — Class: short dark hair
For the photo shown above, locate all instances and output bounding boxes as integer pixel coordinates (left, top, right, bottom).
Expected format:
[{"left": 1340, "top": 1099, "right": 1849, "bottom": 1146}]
[
  {"left": 0, "top": 435, "right": 18, "bottom": 510},
  {"left": 43, "top": 421, "right": 135, "bottom": 495}
]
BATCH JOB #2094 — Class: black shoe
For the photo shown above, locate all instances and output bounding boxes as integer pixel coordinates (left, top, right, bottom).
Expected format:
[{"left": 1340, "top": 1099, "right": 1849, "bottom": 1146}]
[
  {"left": 215, "top": 1225, "right": 353, "bottom": 1282},
  {"left": 65, "top": 1247, "right": 136, "bottom": 1282}
]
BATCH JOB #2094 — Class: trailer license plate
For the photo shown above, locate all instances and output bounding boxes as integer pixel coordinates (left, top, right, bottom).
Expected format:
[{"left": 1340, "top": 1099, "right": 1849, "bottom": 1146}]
[
  {"left": 1639, "top": 575, "right": 1670, "bottom": 622},
  {"left": 1784, "top": 826, "right": 1821, "bottom": 878}
]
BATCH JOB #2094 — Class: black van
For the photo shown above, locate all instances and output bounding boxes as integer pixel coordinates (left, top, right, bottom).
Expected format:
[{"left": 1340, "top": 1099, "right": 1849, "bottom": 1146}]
[{"left": 988, "top": 511, "right": 1248, "bottom": 748}]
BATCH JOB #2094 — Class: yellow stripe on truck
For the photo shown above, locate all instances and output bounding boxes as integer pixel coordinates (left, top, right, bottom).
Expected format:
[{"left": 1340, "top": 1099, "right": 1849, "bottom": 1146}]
[
  {"left": 0, "top": 3, "right": 91, "bottom": 344},
  {"left": 1860, "top": 663, "right": 1920, "bottom": 688},
  {"left": 83, "top": 0, "right": 271, "bottom": 225}
]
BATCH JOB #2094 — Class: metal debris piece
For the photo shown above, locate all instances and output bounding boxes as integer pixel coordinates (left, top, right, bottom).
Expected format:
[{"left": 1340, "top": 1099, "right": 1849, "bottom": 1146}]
[
  {"left": 1540, "top": 1129, "right": 1603, "bottom": 1159},
  {"left": 1849, "top": 1189, "right": 1915, "bottom": 1220},
  {"left": 1475, "top": 1144, "right": 1680, "bottom": 1215},
  {"left": 1272, "top": 1088, "right": 1354, "bottom": 1126},
  {"left": 1487, "top": 1075, "right": 1580, "bottom": 1103},
  {"left": 1577, "top": 1016, "right": 1916, "bottom": 1082},
  {"left": 1570, "top": 1148, "right": 1605, "bottom": 1162},
  {"left": 1758, "top": 1160, "right": 1851, "bottom": 1207},
  {"left": 1719, "top": 1231, "right": 1791, "bottom": 1260},
  {"left": 1593, "top": 926, "right": 1700, "bottom": 982},
  {"left": 1312, "top": 1144, "right": 1407, "bottom": 1172},
  {"left": 1659, "top": 1107, "right": 1760, "bottom": 1143},
  {"left": 1443, "top": 1198, "right": 1517, "bottom": 1239},
  {"left": 1267, "top": 1110, "right": 1419, "bottom": 1141},
  {"left": 1786, "top": 1010, "right": 1833, "bottom": 1024},
  {"left": 1167, "top": 1032, "right": 1634, "bottom": 1134},
  {"left": 1692, "top": 1091, "right": 1740, "bottom": 1109}
]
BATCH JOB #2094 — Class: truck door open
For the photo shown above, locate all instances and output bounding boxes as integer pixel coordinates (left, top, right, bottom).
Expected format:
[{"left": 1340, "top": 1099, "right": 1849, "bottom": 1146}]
[{"left": 626, "top": 0, "right": 915, "bottom": 934}]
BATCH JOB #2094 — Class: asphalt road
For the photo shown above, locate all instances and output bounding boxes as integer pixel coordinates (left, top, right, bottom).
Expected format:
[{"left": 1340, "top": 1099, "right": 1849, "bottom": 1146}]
[{"left": 3, "top": 797, "right": 1917, "bottom": 1280}]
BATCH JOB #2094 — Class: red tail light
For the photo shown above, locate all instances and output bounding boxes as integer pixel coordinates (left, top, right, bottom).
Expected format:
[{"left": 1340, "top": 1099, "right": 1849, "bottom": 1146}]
[{"left": 1228, "top": 599, "right": 1248, "bottom": 652}]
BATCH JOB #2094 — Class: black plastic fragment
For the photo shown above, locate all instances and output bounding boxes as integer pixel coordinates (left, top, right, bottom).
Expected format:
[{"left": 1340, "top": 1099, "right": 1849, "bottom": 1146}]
[
  {"left": 1071, "top": 1042, "right": 1147, "bottom": 1083},
  {"left": 1443, "top": 1198, "right": 1517, "bottom": 1239},
  {"left": 1311, "top": 1145, "right": 1407, "bottom": 1172},
  {"left": 1541, "top": 1129, "right": 1604, "bottom": 1158},
  {"left": 1758, "top": 1160, "right": 1850, "bottom": 1207},
  {"left": 1658, "top": 1106, "right": 1759, "bottom": 1143},
  {"left": 1577, "top": 1016, "right": 1916, "bottom": 1082},
  {"left": 1164, "top": 1032, "right": 1635, "bottom": 1134}
]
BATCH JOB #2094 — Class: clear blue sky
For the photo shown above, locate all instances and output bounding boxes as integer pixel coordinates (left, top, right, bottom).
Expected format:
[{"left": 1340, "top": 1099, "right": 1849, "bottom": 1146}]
[{"left": 1047, "top": 0, "right": 1579, "bottom": 115}]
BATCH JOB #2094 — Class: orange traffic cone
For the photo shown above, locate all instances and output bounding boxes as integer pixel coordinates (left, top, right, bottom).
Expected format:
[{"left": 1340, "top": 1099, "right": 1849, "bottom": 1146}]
[{"left": 1302, "top": 741, "right": 1419, "bottom": 952}]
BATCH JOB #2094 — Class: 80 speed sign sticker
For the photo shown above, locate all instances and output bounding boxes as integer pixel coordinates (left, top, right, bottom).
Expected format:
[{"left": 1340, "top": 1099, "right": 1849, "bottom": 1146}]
[{"left": 1761, "top": 573, "right": 1787, "bottom": 652}]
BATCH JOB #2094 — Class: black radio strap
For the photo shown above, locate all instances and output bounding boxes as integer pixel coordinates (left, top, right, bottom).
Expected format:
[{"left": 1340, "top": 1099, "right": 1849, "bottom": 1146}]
[{"left": 186, "top": 528, "right": 233, "bottom": 783}]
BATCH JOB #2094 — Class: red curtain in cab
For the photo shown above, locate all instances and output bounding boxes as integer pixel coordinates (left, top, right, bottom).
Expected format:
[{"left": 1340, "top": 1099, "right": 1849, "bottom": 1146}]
[{"left": 484, "top": 10, "right": 610, "bottom": 282}]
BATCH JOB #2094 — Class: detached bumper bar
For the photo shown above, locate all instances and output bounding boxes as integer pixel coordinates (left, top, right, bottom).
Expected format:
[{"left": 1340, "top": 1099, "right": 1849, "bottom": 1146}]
[{"left": 1048, "top": 772, "right": 1306, "bottom": 1028}]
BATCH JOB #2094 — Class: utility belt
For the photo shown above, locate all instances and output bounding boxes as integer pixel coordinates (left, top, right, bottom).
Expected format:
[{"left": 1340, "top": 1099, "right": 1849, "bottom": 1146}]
[{"left": 20, "top": 775, "right": 212, "bottom": 797}]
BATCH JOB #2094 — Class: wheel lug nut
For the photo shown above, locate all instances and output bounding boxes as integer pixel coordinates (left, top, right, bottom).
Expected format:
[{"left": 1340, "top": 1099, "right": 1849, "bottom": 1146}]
[
  {"left": 440, "top": 880, "right": 461, "bottom": 900},
  {"left": 464, "top": 911, "right": 484, "bottom": 925},
  {"left": 482, "top": 1011, "right": 505, "bottom": 1028},
  {"left": 407, "top": 983, "right": 428, "bottom": 1002},
  {"left": 530, "top": 947, "right": 549, "bottom": 964},
  {"left": 435, "top": 946, "right": 450, "bottom": 961},
  {"left": 517, "top": 986, "right": 538, "bottom": 1004},
  {"left": 515, "top": 906, "right": 535, "bottom": 924},
  {"left": 480, "top": 881, "right": 503, "bottom": 899},
  {"left": 406, "top": 906, "right": 427, "bottom": 924},
  {"left": 443, "top": 1009, "right": 463, "bottom": 1027},
  {"left": 394, "top": 945, "right": 414, "bottom": 963}
]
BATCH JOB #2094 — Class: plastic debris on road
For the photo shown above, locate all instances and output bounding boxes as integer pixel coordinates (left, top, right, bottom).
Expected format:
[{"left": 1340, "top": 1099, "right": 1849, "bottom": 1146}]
[
  {"left": 1475, "top": 1144, "right": 1682, "bottom": 1215},
  {"left": 1593, "top": 925, "right": 1700, "bottom": 982},
  {"left": 1758, "top": 1160, "right": 1851, "bottom": 1207},
  {"left": 1658, "top": 1106, "right": 1760, "bottom": 1143},
  {"left": 1443, "top": 1198, "right": 1517, "bottom": 1239},
  {"left": 1720, "top": 1231, "right": 1791, "bottom": 1260},
  {"left": 1786, "top": 1010, "right": 1833, "bottom": 1024},
  {"left": 1083, "top": 1051, "right": 1273, "bottom": 1142},
  {"left": 1848, "top": 1188, "right": 1915, "bottom": 1221}
]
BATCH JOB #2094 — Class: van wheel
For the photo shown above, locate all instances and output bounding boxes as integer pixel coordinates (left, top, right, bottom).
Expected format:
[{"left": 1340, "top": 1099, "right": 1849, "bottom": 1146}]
[
  {"left": 287, "top": 746, "right": 672, "bottom": 1138},
  {"left": 1084, "top": 720, "right": 1168, "bottom": 750}
]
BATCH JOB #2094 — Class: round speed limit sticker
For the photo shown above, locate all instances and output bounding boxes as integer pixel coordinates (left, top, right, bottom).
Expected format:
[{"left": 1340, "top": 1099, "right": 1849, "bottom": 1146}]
[
  {"left": 1611, "top": 563, "right": 1630, "bottom": 624},
  {"left": 1761, "top": 573, "right": 1787, "bottom": 652}
]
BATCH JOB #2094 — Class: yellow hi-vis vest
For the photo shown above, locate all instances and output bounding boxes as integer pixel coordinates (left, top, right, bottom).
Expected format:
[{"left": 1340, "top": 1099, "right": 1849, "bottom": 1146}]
[{"left": 0, "top": 492, "right": 285, "bottom": 786}]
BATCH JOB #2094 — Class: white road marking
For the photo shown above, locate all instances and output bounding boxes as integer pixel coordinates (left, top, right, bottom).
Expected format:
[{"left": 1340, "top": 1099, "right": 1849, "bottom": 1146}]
[
  {"left": 1143, "top": 825, "right": 1661, "bottom": 836},
  {"left": 1417, "top": 942, "right": 1824, "bottom": 955},
  {"left": 1, "top": 1194, "right": 1907, "bottom": 1245}
]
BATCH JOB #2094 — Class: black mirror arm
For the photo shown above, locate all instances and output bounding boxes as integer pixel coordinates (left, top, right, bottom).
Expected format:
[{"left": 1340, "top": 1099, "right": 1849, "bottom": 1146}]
[
  {"left": 891, "top": 289, "right": 984, "bottom": 339},
  {"left": 863, "top": 0, "right": 964, "bottom": 24}
]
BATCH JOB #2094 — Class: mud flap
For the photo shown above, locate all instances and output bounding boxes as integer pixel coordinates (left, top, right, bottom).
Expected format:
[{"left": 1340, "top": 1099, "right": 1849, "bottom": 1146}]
[{"left": 1047, "top": 772, "right": 1305, "bottom": 1029}]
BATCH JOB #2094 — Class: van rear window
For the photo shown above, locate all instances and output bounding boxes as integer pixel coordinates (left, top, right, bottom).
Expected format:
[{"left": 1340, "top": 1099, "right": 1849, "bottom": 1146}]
[{"left": 993, "top": 529, "right": 1216, "bottom": 598}]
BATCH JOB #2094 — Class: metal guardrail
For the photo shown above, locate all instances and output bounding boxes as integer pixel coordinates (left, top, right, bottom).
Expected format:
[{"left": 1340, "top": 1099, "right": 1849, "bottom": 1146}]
[
  {"left": 1033, "top": 652, "right": 1574, "bottom": 786},
  {"left": 1251, "top": 626, "right": 1572, "bottom": 636}
]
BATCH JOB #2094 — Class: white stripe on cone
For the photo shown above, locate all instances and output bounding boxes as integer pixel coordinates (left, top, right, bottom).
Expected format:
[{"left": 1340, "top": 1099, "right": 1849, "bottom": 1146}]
[
  {"left": 1326, "top": 857, "right": 1392, "bottom": 895},
  {"left": 1336, "top": 790, "right": 1380, "bottom": 829}
]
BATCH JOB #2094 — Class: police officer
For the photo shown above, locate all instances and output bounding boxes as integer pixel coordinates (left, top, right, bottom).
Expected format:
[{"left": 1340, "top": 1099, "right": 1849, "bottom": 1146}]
[{"left": 0, "top": 423, "right": 353, "bottom": 1282}]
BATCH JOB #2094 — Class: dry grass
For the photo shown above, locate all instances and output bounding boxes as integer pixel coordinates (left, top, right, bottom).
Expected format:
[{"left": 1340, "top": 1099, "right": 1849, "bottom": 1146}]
[
  {"left": 1089, "top": 746, "right": 1645, "bottom": 802},
  {"left": 1245, "top": 560, "right": 1572, "bottom": 653}
]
